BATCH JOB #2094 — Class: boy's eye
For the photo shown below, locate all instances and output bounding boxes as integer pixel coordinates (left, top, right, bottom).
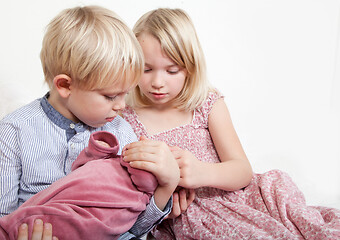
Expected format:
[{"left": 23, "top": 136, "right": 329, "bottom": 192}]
[{"left": 105, "top": 95, "right": 117, "bottom": 101}]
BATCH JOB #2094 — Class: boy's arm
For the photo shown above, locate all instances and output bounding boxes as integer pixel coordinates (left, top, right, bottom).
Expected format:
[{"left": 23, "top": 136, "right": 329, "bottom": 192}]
[
  {"left": 0, "top": 122, "right": 21, "bottom": 216},
  {"left": 118, "top": 196, "right": 172, "bottom": 239},
  {"left": 122, "top": 137, "right": 180, "bottom": 238}
]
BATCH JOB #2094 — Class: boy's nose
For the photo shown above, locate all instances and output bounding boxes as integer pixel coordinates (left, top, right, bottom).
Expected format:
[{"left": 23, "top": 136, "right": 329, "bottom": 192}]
[{"left": 112, "top": 97, "right": 126, "bottom": 111}]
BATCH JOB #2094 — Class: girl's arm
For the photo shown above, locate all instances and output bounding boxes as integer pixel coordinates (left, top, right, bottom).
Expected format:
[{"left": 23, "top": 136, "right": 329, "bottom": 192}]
[
  {"left": 173, "top": 98, "right": 253, "bottom": 191},
  {"left": 206, "top": 98, "right": 253, "bottom": 190}
]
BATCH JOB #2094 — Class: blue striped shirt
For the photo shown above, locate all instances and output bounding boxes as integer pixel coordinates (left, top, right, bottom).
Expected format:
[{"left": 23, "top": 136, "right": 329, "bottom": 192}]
[{"left": 0, "top": 93, "right": 171, "bottom": 239}]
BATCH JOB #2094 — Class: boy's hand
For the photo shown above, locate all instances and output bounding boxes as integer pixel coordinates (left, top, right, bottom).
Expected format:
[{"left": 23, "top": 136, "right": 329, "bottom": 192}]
[
  {"left": 17, "top": 219, "right": 58, "bottom": 240},
  {"left": 123, "top": 136, "right": 180, "bottom": 210},
  {"left": 166, "top": 188, "right": 195, "bottom": 219}
]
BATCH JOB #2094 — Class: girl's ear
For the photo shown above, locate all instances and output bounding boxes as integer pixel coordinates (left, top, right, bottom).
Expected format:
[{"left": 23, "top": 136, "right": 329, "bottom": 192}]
[{"left": 53, "top": 74, "right": 72, "bottom": 98}]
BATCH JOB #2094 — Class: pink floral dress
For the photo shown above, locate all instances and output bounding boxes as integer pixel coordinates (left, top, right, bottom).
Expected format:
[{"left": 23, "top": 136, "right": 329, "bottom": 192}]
[{"left": 122, "top": 92, "right": 340, "bottom": 240}]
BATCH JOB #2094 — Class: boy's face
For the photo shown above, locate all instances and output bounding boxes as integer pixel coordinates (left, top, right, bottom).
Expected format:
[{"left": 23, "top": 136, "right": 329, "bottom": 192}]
[{"left": 66, "top": 81, "right": 132, "bottom": 128}]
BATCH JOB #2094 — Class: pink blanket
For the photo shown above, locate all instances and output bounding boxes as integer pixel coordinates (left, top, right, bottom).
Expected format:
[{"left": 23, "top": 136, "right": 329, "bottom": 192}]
[{"left": 0, "top": 131, "right": 158, "bottom": 240}]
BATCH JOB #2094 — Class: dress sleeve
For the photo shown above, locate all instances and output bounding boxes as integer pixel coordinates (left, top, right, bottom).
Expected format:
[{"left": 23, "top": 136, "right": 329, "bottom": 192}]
[{"left": 195, "top": 90, "right": 224, "bottom": 128}]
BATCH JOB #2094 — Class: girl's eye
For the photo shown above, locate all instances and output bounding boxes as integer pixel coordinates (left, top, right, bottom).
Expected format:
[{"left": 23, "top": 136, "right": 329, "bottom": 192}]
[
  {"left": 167, "top": 68, "right": 180, "bottom": 74},
  {"left": 167, "top": 70, "right": 179, "bottom": 74},
  {"left": 144, "top": 68, "right": 152, "bottom": 73}
]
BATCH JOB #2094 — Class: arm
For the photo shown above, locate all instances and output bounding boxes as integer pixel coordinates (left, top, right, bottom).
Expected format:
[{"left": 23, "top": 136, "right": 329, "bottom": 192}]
[
  {"left": 118, "top": 196, "right": 172, "bottom": 239},
  {"left": 123, "top": 137, "right": 180, "bottom": 211},
  {"left": 121, "top": 138, "right": 179, "bottom": 238},
  {"left": 172, "top": 99, "right": 253, "bottom": 191},
  {"left": 0, "top": 123, "right": 21, "bottom": 216}
]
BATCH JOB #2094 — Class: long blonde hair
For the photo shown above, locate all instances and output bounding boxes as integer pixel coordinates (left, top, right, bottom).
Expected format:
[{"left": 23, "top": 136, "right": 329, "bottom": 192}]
[
  {"left": 127, "top": 8, "right": 214, "bottom": 111},
  {"left": 40, "top": 6, "right": 144, "bottom": 90}
]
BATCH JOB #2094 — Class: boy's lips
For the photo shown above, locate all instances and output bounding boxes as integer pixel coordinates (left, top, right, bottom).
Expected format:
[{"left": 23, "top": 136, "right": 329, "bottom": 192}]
[{"left": 105, "top": 117, "right": 116, "bottom": 122}]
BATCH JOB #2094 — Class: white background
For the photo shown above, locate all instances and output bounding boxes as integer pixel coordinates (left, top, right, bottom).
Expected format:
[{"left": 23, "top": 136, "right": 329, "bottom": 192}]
[{"left": 0, "top": 0, "right": 339, "bottom": 208}]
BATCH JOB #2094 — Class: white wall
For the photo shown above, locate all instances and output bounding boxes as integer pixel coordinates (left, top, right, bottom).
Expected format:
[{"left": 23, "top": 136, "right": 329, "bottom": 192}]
[{"left": 1, "top": 0, "right": 339, "bottom": 208}]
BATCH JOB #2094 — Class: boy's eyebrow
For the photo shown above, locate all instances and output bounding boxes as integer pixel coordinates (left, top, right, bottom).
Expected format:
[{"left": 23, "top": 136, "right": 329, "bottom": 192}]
[{"left": 145, "top": 62, "right": 179, "bottom": 68}]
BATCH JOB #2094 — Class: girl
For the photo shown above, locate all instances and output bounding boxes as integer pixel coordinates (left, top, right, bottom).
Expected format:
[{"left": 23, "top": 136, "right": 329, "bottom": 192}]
[{"left": 122, "top": 8, "right": 340, "bottom": 239}]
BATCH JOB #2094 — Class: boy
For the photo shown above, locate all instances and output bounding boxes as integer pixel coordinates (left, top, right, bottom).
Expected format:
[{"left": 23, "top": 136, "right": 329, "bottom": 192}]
[
  {"left": 0, "top": 131, "right": 159, "bottom": 239},
  {"left": 0, "top": 5, "right": 178, "bottom": 239}
]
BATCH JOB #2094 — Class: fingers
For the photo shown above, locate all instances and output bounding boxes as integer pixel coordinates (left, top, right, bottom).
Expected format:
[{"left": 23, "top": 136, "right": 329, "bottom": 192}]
[
  {"left": 139, "top": 135, "right": 148, "bottom": 141},
  {"left": 124, "top": 138, "right": 160, "bottom": 151},
  {"left": 186, "top": 188, "right": 196, "bottom": 205},
  {"left": 17, "top": 223, "right": 28, "bottom": 240},
  {"left": 166, "top": 188, "right": 196, "bottom": 219},
  {"left": 41, "top": 223, "right": 52, "bottom": 240},
  {"left": 17, "top": 219, "right": 58, "bottom": 240},
  {"left": 178, "top": 188, "right": 194, "bottom": 212},
  {"left": 169, "top": 145, "right": 182, "bottom": 152},
  {"left": 31, "top": 219, "right": 44, "bottom": 240},
  {"left": 123, "top": 141, "right": 169, "bottom": 163}
]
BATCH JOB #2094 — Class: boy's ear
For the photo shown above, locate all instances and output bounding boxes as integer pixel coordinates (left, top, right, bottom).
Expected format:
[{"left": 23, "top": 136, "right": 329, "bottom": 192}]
[{"left": 53, "top": 74, "right": 72, "bottom": 98}]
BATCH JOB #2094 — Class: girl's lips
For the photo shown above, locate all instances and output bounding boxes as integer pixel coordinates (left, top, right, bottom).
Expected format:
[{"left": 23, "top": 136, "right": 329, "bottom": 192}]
[{"left": 151, "top": 92, "right": 166, "bottom": 99}]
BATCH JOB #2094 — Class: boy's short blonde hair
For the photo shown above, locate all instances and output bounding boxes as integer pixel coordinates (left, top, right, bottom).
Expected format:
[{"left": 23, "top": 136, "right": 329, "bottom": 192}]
[
  {"left": 128, "top": 8, "right": 214, "bottom": 111},
  {"left": 41, "top": 6, "right": 144, "bottom": 90}
]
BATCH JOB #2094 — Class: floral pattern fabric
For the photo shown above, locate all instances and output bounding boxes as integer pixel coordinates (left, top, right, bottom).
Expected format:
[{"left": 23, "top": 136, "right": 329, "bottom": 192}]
[{"left": 122, "top": 92, "right": 340, "bottom": 240}]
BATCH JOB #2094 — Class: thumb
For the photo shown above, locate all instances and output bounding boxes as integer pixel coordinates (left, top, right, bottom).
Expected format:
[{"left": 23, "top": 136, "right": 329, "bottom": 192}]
[
  {"left": 169, "top": 145, "right": 182, "bottom": 152},
  {"left": 139, "top": 135, "right": 148, "bottom": 141}
]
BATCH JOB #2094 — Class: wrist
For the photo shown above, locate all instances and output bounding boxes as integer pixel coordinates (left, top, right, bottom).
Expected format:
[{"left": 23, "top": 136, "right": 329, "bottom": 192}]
[{"left": 153, "top": 184, "right": 177, "bottom": 211}]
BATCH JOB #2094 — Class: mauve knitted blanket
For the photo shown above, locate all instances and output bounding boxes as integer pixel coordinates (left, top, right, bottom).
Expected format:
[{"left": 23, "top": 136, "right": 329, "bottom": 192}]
[{"left": 0, "top": 131, "right": 158, "bottom": 240}]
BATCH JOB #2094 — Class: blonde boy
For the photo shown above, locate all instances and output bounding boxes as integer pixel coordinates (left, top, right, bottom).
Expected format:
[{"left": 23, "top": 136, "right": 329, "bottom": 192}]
[{"left": 0, "top": 6, "right": 177, "bottom": 239}]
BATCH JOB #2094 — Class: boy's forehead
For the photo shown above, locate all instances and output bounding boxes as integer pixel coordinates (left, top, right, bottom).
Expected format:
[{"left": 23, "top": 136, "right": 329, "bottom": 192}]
[{"left": 98, "top": 81, "right": 136, "bottom": 94}]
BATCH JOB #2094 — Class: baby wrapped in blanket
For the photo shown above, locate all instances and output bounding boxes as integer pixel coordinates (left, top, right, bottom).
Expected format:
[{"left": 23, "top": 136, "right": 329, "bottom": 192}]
[{"left": 0, "top": 131, "right": 158, "bottom": 240}]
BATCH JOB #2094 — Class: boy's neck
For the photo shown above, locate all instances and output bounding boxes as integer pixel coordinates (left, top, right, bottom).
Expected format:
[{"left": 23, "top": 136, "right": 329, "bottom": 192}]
[{"left": 47, "top": 90, "right": 78, "bottom": 123}]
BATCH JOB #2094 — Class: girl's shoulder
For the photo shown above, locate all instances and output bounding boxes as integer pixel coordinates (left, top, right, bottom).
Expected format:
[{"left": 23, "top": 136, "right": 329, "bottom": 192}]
[
  {"left": 198, "top": 89, "right": 224, "bottom": 115},
  {"left": 194, "top": 89, "right": 224, "bottom": 127}
]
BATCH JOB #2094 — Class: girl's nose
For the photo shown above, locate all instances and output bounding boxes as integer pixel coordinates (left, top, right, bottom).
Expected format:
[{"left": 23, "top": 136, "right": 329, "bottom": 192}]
[{"left": 151, "top": 72, "right": 165, "bottom": 89}]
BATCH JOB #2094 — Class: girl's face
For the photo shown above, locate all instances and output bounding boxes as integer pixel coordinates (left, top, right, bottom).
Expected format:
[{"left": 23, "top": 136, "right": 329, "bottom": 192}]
[
  {"left": 66, "top": 81, "right": 131, "bottom": 128},
  {"left": 137, "top": 33, "right": 187, "bottom": 109}
]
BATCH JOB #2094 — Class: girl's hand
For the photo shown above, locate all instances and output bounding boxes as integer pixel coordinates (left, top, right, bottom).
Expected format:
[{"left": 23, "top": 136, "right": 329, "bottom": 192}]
[
  {"left": 123, "top": 136, "right": 180, "bottom": 210},
  {"left": 17, "top": 219, "right": 58, "bottom": 240},
  {"left": 170, "top": 146, "right": 205, "bottom": 189},
  {"left": 166, "top": 188, "right": 195, "bottom": 219}
]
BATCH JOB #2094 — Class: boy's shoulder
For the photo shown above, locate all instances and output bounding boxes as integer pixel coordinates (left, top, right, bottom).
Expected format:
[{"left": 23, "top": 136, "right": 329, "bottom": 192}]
[
  {"left": 0, "top": 99, "right": 44, "bottom": 125},
  {"left": 102, "top": 115, "right": 134, "bottom": 133},
  {"left": 102, "top": 115, "right": 137, "bottom": 144}
]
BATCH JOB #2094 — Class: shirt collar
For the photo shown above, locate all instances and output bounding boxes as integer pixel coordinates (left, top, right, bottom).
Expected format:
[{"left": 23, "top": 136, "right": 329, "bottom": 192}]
[{"left": 40, "top": 92, "right": 87, "bottom": 140}]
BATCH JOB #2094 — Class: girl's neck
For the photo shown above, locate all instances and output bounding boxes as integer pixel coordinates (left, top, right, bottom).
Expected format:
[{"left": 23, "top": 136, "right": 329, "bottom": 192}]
[{"left": 135, "top": 106, "right": 193, "bottom": 135}]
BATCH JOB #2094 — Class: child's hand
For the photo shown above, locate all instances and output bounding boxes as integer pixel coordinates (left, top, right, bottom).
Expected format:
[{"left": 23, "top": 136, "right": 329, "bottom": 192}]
[
  {"left": 95, "top": 140, "right": 110, "bottom": 148},
  {"left": 17, "top": 219, "right": 58, "bottom": 240},
  {"left": 170, "top": 146, "right": 205, "bottom": 189},
  {"left": 123, "top": 136, "right": 180, "bottom": 210},
  {"left": 166, "top": 188, "right": 195, "bottom": 219}
]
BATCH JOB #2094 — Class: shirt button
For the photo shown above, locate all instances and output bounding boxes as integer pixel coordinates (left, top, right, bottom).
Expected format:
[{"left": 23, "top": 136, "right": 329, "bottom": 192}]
[{"left": 70, "top": 123, "right": 75, "bottom": 129}]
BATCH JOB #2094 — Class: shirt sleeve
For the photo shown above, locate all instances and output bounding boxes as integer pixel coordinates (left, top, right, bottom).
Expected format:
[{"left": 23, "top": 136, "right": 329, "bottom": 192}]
[
  {"left": 0, "top": 122, "right": 21, "bottom": 216},
  {"left": 118, "top": 196, "right": 173, "bottom": 239}
]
